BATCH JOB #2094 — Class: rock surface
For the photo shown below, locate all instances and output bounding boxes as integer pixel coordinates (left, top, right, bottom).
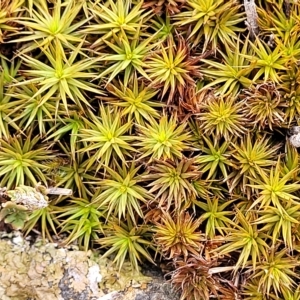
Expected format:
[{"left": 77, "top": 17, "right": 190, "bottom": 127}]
[{"left": 0, "top": 231, "right": 180, "bottom": 300}]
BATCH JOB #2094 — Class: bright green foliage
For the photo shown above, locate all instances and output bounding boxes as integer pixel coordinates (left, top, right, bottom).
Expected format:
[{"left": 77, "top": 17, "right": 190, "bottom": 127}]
[
  {"left": 279, "top": 34, "right": 300, "bottom": 65},
  {"left": 284, "top": 86, "right": 300, "bottom": 125},
  {"left": 95, "top": 29, "right": 158, "bottom": 87},
  {"left": 196, "top": 136, "right": 235, "bottom": 180},
  {"left": 48, "top": 143, "right": 96, "bottom": 199},
  {"left": 0, "top": 58, "right": 23, "bottom": 138},
  {"left": 199, "top": 96, "right": 247, "bottom": 140},
  {"left": 154, "top": 212, "right": 203, "bottom": 259},
  {"left": 84, "top": 0, "right": 150, "bottom": 49},
  {"left": 9, "top": 83, "right": 56, "bottom": 137},
  {"left": 188, "top": 118, "right": 205, "bottom": 149},
  {"left": 0, "top": 133, "right": 54, "bottom": 189},
  {"left": 97, "top": 216, "right": 155, "bottom": 272},
  {"left": 257, "top": 3, "right": 300, "bottom": 45},
  {"left": 78, "top": 105, "right": 136, "bottom": 170},
  {"left": 242, "top": 279, "right": 277, "bottom": 300},
  {"left": 0, "top": 0, "right": 300, "bottom": 298},
  {"left": 281, "top": 287, "right": 300, "bottom": 300},
  {"left": 174, "top": 0, "right": 245, "bottom": 50},
  {"left": 282, "top": 141, "right": 299, "bottom": 178},
  {"left": 244, "top": 38, "right": 288, "bottom": 83},
  {"left": 11, "top": 0, "right": 87, "bottom": 55},
  {"left": 13, "top": 42, "right": 103, "bottom": 116},
  {"left": 0, "top": 76, "right": 23, "bottom": 139},
  {"left": 191, "top": 178, "right": 223, "bottom": 200},
  {"left": 215, "top": 209, "right": 269, "bottom": 272},
  {"left": 136, "top": 115, "right": 191, "bottom": 162},
  {"left": 255, "top": 204, "right": 300, "bottom": 249},
  {"left": 23, "top": 202, "right": 61, "bottom": 241},
  {"left": 46, "top": 111, "right": 88, "bottom": 159},
  {"left": 104, "top": 75, "right": 162, "bottom": 124},
  {"left": 1, "top": 57, "right": 21, "bottom": 83},
  {"left": 249, "top": 158, "right": 300, "bottom": 212},
  {"left": 143, "top": 159, "right": 200, "bottom": 210},
  {"left": 228, "top": 134, "right": 280, "bottom": 196},
  {"left": 193, "top": 197, "right": 234, "bottom": 239},
  {"left": 58, "top": 196, "right": 106, "bottom": 251},
  {"left": 91, "top": 163, "right": 153, "bottom": 224},
  {"left": 150, "top": 15, "right": 174, "bottom": 42},
  {"left": 281, "top": 66, "right": 300, "bottom": 124},
  {"left": 251, "top": 248, "right": 299, "bottom": 297},
  {"left": 201, "top": 37, "right": 253, "bottom": 96}
]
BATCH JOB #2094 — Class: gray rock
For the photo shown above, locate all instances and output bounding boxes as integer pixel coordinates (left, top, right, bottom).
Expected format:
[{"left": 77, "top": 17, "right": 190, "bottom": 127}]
[
  {"left": 288, "top": 126, "right": 300, "bottom": 147},
  {"left": 0, "top": 231, "right": 179, "bottom": 300}
]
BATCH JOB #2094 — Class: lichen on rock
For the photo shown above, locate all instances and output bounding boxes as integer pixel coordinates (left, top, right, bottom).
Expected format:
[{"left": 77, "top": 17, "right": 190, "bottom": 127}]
[{"left": 0, "top": 231, "right": 178, "bottom": 300}]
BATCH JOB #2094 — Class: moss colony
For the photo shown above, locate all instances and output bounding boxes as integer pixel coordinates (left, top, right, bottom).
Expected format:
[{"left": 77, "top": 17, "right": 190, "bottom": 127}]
[{"left": 0, "top": 0, "right": 300, "bottom": 299}]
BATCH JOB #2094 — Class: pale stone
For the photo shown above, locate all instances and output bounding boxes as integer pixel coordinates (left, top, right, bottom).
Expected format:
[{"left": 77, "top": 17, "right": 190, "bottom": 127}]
[
  {"left": 88, "top": 265, "right": 103, "bottom": 294},
  {"left": 0, "top": 231, "right": 178, "bottom": 300},
  {"left": 12, "top": 235, "right": 23, "bottom": 246},
  {"left": 289, "top": 134, "right": 300, "bottom": 148}
]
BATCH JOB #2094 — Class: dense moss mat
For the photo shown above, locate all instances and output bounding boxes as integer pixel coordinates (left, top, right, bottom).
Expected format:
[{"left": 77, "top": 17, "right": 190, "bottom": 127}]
[{"left": 1, "top": 0, "right": 300, "bottom": 299}]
